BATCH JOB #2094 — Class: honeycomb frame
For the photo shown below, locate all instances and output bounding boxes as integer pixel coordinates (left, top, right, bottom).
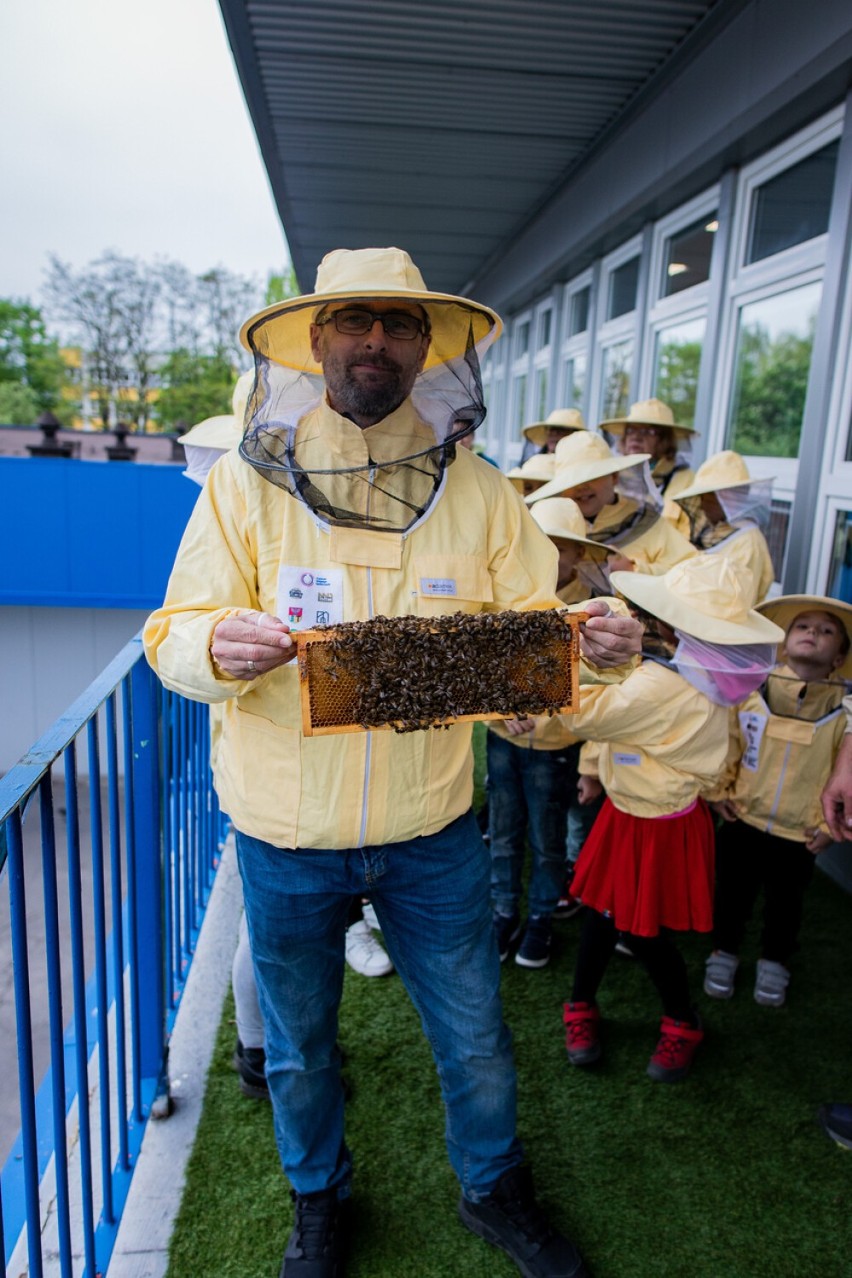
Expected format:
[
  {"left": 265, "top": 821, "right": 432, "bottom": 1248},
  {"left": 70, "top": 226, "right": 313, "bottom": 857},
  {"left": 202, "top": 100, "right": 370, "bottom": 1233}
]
[{"left": 296, "top": 609, "right": 587, "bottom": 736}]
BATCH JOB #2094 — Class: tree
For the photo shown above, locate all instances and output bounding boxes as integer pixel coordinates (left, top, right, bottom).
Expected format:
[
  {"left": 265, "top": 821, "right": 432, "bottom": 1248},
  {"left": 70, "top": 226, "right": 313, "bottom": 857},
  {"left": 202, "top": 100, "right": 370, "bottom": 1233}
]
[
  {"left": 156, "top": 349, "right": 235, "bottom": 430},
  {"left": 45, "top": 253, "right": 137, "bottom": 428},
  {"left": 0, "top": 299, "right": 69, "bottom": 420},
  {"left": 0, "top": 380, "right": 41, "bottom": 424},
  {"left": 729, "top": 320, "right": 814, "bottom": 457},
  {"left": 265, "top": 265, "right": 300, "bottom": 305}
]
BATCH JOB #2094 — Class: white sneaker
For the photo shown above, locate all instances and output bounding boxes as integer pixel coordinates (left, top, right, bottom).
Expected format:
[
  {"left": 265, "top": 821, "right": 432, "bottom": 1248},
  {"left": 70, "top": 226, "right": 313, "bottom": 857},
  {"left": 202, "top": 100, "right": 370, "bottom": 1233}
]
[
  {"left": 345, "top": 919, "right": 394, "bottom": 977},
  {"left": 754, "top": 958, "right": 790, "bottom": 1007},
  {"left": 704, "top": 950, "right": 740, "bottom": 1000},
  {"left": 361, "top": 901, "right": 380, "bottom": 931}
]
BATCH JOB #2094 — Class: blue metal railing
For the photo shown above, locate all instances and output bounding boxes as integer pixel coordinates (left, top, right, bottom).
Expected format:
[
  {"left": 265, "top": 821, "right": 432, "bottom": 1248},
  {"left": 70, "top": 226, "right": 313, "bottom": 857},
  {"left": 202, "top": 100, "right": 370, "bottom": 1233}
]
[{"left": 0, "top": 634, "right": 226, "bottom": 1277}]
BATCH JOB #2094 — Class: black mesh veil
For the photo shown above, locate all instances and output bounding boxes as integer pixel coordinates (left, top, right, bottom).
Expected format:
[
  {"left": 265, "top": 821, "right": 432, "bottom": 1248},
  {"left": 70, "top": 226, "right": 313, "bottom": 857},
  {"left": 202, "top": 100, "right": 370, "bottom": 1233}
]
[{"left": 238, "top": 297, "right": 499, "bottom": 533}]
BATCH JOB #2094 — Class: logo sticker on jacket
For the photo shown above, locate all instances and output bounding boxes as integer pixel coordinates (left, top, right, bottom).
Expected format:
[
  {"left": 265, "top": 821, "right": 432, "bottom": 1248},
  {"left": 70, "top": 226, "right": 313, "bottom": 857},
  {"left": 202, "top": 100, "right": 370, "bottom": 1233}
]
[
  {"left": 421, "top": 578, "right": 457, "bottom": 596},
  {"left": 277, "top": 567, "right": 345, "bottom": 630},
  {"left": 613, "top": 752, "right": 641, "bottom": 766}
]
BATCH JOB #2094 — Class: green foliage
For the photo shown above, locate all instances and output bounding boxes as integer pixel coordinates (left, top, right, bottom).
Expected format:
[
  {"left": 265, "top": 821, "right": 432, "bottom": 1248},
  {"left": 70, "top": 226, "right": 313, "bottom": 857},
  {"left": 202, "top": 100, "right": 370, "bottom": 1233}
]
[
  {"left": 156, "top": 349, "right": 236, "bottom": 431},
  {"left": 0, "top": 298, "right": 69, "bottom": 416},
  {"left": 0, "top": 380, "right": 41, "bottom": 424},
  {"left": 265, "top": 265, "right": 300, "bottom": 306},
  {"left": 730, "top": 321, "right": 814, "bottom": 458},
  {"left": 655, "top": 339, "right": 702, "bottom": 427}
]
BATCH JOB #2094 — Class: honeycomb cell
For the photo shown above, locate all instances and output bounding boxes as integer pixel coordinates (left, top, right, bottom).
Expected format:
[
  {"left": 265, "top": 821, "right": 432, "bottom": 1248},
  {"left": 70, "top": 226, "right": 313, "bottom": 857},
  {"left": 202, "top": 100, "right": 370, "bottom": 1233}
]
[{"left": 297, "top": 609, "right": 585, "bottom": 736}]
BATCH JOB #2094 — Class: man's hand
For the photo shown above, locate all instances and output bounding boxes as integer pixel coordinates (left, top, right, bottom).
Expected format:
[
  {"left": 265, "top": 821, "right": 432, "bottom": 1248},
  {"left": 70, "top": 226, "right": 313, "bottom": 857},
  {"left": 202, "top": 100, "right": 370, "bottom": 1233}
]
[
  {"left": 579, "top": 600, "right": 642, "bottom": 668},
  {"left": 821, "top": 735, "right": 852, "bottom": 841},
  {"left": 804, "top": 828, "right": 833, "bottom": 855},
  {"left": 577, "top": 776, "right": 602, "bottom": 805},
  {"left": 710, "top": 798, "right": 739, "bottom": 823},
  {"left": 504, "top": 716, "right": 536, "bottom": 737},
  {"left": 210, "top": 610, "right": 295, "bottom": 680}
]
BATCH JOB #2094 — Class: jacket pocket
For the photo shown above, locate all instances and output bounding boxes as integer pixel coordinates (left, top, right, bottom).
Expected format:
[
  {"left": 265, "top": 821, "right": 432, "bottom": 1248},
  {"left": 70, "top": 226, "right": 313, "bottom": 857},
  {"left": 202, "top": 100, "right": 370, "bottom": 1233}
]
[{"left": 412, "top": 553, "right": 493, "bottom": 616}]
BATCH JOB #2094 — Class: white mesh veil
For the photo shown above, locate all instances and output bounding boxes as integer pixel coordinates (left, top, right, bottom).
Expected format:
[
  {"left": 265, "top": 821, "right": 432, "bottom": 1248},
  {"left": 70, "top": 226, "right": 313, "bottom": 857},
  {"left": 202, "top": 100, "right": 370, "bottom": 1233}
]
[
  {"left": 671, "top": 633, "right": 779, "bottom": 706},
  {"left": 239, "top": 298, "right": 498, "bottom": 533},
  {"left": 588, "top": 459, "right": 664, "bottom": 547}
]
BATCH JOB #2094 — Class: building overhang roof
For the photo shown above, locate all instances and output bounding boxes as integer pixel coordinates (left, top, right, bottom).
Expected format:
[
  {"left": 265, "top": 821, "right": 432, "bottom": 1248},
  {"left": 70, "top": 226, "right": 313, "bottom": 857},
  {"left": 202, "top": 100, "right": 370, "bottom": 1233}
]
[{"left": 218, "top": 0, "right": 747, "bottom": 297}]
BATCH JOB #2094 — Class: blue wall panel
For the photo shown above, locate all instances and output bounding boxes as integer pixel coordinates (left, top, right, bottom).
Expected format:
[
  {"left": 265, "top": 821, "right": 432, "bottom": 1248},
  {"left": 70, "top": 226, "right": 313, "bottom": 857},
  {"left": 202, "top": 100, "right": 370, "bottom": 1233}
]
[{"left": 1, "top": 458, "right": 200, "bottom": 608}]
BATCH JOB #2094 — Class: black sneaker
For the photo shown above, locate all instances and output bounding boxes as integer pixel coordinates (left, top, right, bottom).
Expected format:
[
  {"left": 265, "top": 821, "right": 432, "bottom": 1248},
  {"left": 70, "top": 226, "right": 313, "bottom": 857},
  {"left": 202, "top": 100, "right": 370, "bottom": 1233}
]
[
  {"left": 459, "top": 1165, "right": 590, "bottom": 1277},
  {"left": 818, "top": 1102, "right": 852, "bottom": 1150},
  {"left": 516, "top": 915, "right": 552, "bottom": 969},
  {"left": 494, "top": 911, "right": 522, "bottom": 962},
  {"left": 281, "top": 1189, "right": 351, "bottom": 1277},
  {"left": 232, "top": 1039, "right": 269, "bottom": 1100}
]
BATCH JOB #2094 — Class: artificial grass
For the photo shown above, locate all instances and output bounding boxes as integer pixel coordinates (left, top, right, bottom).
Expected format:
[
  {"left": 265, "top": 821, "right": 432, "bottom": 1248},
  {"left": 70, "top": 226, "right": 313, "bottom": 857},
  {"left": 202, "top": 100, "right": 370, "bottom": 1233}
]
[{"left": 167, "top": 727, "right": 852, "bottom": 1278}]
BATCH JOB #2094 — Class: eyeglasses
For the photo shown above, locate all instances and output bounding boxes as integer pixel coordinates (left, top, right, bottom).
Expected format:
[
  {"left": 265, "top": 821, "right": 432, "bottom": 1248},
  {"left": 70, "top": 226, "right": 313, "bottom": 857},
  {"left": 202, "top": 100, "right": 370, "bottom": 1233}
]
[
  {"left": 624, "top": 425, "right": 663, "bottom": 440},
  {"left": 316, "top": 307, "right": 427, "bottom": 341}
]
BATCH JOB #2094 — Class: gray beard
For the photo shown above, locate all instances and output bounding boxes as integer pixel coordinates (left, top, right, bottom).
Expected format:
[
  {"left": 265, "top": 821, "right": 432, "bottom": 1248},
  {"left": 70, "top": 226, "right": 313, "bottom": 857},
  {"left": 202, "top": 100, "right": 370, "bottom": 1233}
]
[{"left": 333, "top": 375, "right": 406, "bottom": 424}]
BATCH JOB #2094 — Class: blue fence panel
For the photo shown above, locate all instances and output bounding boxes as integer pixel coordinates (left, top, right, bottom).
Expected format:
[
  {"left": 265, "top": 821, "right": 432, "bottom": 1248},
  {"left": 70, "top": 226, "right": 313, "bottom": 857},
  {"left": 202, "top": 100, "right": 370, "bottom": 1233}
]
[{"left": 0, "top": 634, "right": 226, "bottom": 1276}]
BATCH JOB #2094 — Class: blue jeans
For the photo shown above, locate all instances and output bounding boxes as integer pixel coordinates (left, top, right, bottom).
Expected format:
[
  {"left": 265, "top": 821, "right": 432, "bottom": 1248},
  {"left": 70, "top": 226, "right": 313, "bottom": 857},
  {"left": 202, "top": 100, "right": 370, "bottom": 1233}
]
[
  {"left": 487, "top": 731, "right": 573, "bottom": 918},
  {"left": 235, "top": 811, "right": 523, "bottom": 1201}
]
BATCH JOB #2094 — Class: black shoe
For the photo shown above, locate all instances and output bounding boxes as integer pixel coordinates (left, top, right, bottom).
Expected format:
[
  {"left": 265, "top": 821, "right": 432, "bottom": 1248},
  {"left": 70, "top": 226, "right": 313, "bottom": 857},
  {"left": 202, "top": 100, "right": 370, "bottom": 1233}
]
[
  {"left": 494, "top": 911, "right": 522, "bottom": 963},
  {"left": 281, "top": 1189, "right": 351, "bottom": 1277},
  {"left": 459, "top": 1165, "right": 590, "bottom": 1277},
  {"left": 515, "top": 915, "right": 552, "bottom": 969},
  {"left": 818, "top": 1102, "right": 852, "bottom": 1150},
  {"left": 232, "top": 1039, "right": 269, "bottom": 1100}
]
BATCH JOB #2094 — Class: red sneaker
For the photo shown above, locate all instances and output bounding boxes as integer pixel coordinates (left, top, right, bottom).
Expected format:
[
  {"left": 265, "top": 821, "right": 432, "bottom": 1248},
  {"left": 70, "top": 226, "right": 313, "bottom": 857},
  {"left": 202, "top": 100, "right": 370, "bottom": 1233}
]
[
  {"left": 563, "top": 1001, "right": 601, "bottom": 1066},
  {"left": 647, "top": 1015, "right": 703, "bottom": 1082}
]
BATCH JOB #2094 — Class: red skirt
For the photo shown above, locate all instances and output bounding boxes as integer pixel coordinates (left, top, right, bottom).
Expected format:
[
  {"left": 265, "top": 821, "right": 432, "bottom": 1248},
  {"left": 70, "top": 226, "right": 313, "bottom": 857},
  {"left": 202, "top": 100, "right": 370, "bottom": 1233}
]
[{"left": 571, "top": 797, "right": 715, "bottom": 937}]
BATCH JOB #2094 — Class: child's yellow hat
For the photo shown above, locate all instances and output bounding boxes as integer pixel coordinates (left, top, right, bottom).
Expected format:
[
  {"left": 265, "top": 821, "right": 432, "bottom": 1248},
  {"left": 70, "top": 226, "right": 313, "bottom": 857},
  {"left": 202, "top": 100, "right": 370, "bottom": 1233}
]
[
  {"left": 530, "top": 498, "right": 616, "bottom": 556},
  {"left": 506, "top": 452, "right": 556, "bottom": 491},
  {"left": 610, "top": 555, "right": 785, "bottom": 645},
  {"left": 757, "top": 595, "right": 852, "bottom": 679},
  {"left": 522, "top": 408, "right": 587, "bottom": 448},
  {"left": 526, "top": 432, "right": 650, "bottom": 505}
]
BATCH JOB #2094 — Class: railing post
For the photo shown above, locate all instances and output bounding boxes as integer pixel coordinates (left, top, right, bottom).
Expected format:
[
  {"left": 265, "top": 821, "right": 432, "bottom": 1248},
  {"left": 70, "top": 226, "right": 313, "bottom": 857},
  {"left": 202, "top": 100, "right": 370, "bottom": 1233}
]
[{"left": 129, "top": 653, "right": 170, "bottom": 1116}]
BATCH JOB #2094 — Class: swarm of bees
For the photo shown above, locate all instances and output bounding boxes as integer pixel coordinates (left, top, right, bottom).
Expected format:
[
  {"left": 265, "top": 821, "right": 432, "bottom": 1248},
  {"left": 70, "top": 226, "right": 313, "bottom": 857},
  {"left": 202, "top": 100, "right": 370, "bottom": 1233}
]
[{"left": 297, "top": 609, "right": 583, "bottom": 735}]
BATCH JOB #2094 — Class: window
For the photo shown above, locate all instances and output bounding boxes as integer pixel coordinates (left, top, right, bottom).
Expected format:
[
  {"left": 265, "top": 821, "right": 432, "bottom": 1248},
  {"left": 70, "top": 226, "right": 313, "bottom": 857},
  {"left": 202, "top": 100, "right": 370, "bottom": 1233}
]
[
  {"left": 747, "top": 141, "right": 839, "bottom": 265},
  {"left": 515, "top": 320, "right": 530, "bottom": 359},
  {"left": 608, "top": 258, "right": 639, "bottom": 320},
  {"left": 600, "top": 340, "right": 633, "bottom": 419},
  {"left": 651, "top": 316, "right": 706, "bottom": 428},
  {"left": 562, "top": 353, "right": 586, "bottom": 408},
  {"left": 825, "top": 510, "right": 852, "bottom": 601},
  {"left": 726, "top": 281, "right": 821, "bottom": 458},
  {"left": 534, "top": 368, "right": 548, "bottom": 420},
  {"left": 662, "top": 215, "right": 718, "bottom": 297},
  {"left": 538, "top": 309, "right": 552, "bottom": 349},
  {"left": 569, "top": 287, "right": 590, "bottom": 336},
  {"left": 513, "top": 374, "right": 528, "bottom": 431}
]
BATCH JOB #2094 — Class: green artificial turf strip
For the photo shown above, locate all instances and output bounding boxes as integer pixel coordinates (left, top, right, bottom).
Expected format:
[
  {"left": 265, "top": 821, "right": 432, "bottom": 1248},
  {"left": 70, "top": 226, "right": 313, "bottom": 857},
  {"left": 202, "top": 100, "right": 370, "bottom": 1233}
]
[{"left": 167, "top": 727, "right": 852, "bottom": 1278}]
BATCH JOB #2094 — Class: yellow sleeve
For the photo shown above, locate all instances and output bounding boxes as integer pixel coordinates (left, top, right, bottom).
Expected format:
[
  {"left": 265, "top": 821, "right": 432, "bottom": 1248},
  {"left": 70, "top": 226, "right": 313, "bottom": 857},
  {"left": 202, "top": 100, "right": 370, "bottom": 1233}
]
[
  {"left": 701, "top": 707, "right": 743, "bottom": 802},
  {"left": 578, "top": 741, "right": 601, "bottom": 778}
]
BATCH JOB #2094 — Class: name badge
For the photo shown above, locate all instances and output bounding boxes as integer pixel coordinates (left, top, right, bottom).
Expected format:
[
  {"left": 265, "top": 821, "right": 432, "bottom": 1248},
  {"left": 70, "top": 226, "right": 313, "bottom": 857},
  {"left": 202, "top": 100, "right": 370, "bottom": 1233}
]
[
  {"left": 739, "top": 710, "right": 767, "bottom": 772},
  {"left": 276, "top": 566, "right": 345, "bottom": 630},
  {"left": 613, "top": 752, "right": 641, "bottom": 766},
  {"left": 420, "top": 577, "right": 457, "bottom": 597}
]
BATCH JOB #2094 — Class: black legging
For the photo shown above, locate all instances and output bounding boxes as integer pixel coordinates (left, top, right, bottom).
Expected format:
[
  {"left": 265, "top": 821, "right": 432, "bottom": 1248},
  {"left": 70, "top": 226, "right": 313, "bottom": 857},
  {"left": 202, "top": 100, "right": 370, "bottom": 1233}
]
[{"left": 571, "top": 908, "right": 697, "bottom": 1025}]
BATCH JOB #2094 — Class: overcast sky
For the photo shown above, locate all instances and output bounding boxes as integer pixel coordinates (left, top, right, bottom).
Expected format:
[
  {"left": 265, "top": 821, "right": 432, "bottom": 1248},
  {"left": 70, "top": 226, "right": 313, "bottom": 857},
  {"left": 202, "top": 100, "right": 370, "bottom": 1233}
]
[{"left": 1, "top": 0, "right": 290, "bottom": 308}]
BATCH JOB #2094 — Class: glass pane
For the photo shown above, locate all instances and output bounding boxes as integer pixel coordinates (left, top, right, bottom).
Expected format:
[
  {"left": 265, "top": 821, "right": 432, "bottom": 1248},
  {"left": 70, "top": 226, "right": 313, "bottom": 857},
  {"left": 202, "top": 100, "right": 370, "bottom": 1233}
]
[
  {"left": 535, "top": 368, "right": 548, "bottom": 419},
  {"left": 538, "top": 310, "right": 552, "bottom": 349},
  {"left": 608, "top": 258, "right": 639, "bottom": 320},
  {"left": 727, "top": 282, "right": 821, "bottom": 458},
  {"left": 826, "top": 510, "right": 852, "bottom": 601},
  {"left": 569, "top": 287, "right": 590, "bottom": 336},
  {"left": 662, "top": 214, "right": 718, "bottom": 297},
  {"left": 747, "top": 140, "right": 839, "bottom": 264},
  {"left": 766, "top": 498, "right": 790, "bottom": 583},
  {"left": 514, "top": 374, "right": 528, "bottom": 430},
  {"left": 563, "top": 353, "right": 586, "bottom": 408},
  {"left": 652, "top": 316, "right": 706, "bottom": 428},
  {"left": 600, "top": 339, "right": 633, "bottom": 419},
  {"left": 515, "top": 320, "right": 530, "bottom": 359}
]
